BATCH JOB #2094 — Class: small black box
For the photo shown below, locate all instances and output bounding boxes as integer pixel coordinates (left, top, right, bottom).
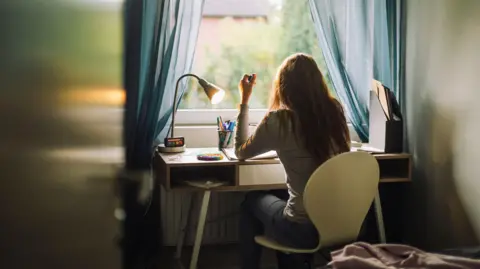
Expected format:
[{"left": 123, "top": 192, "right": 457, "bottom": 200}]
[
  {"left": 369, "top": 91, "right": 403, "bottom": 153},
  {"left": 164, "top": 137, "right": 185, "bottom": 147},
  {"left": 384, "top": 120, "right": 403, "bottom": 153}
]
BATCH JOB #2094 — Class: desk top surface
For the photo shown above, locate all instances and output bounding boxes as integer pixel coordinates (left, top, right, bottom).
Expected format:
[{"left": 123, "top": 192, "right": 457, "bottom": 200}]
[
  {"left": 156, "top": 147, "right": 411, "bottom": 167},
  {"left": 156, "top": 148, "right": 279, "bottom": 166}
]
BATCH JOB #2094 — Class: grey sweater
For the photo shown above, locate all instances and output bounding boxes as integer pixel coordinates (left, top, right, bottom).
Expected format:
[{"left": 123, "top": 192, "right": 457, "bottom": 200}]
[{"left": 235, "top": 105, "right": 320, "bottom": 223}]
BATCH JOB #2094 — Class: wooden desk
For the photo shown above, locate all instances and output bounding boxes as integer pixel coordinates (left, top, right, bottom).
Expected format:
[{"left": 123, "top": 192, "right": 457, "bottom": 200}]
[{"left": 154, "top": 148, "right": 411, "bottom": 269}]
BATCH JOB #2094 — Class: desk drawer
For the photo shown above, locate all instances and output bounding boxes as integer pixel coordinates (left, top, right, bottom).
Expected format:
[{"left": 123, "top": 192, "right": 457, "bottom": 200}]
[{"left": 238, "top": 164, "right": 285, "bottom": 186}]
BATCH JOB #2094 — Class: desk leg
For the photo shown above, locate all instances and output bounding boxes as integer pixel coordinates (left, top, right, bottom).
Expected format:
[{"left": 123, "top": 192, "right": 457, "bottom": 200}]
[
  {"left": 374, "top": 191, "right": 386, "bottom": 243},
  {"left": 189, "top": 190, "right": 211, "bottom": 269},
  {"left": 175, "top": 193, "right": 193, "bottom": 259}
]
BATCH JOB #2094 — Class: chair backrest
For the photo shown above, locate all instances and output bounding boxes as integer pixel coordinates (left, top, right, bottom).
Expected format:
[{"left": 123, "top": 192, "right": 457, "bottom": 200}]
[{"left": 303, "top": 151, "right": 380, "bottom": 248}]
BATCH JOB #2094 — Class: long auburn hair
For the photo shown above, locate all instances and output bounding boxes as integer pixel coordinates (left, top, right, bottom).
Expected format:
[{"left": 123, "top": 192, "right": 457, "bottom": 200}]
[{"left": 270, "top": 53, "right": 350, "bottom": 162}]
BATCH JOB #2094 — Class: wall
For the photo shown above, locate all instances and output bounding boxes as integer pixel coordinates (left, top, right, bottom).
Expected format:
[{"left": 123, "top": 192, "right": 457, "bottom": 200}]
[
  {"left": 404, "top": 0, "right": 480, "bottom": 250},
  {"left": 0, "top": 2, "right": 122, "bottom": 268}
]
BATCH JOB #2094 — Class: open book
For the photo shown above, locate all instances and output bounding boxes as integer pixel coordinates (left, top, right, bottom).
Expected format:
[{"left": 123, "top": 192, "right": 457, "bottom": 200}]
[{"left": 222, "top": 148, "right": 278, "bottom": 160}]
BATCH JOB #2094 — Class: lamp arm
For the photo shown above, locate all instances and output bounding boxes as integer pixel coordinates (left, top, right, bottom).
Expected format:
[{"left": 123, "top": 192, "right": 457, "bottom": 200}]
[{"left": 170, "top": 73, "right": 200, "bottom": 138}]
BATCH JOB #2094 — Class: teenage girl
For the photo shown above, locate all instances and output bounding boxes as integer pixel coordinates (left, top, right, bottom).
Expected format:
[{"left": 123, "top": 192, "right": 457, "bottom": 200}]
[{"left": 235, "top": 53, "right": 350, "bottom": 268}]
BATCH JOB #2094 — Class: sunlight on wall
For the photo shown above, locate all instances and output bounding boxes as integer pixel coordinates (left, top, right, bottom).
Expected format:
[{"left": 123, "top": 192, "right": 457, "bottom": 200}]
[{"left": 60, "top": 87, "right": 125, "bottom": 106}]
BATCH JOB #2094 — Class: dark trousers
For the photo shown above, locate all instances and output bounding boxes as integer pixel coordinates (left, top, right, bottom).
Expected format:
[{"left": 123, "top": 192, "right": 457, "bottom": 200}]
[{"left": 239, "top": 190, "right": 319, "bottom": 269}]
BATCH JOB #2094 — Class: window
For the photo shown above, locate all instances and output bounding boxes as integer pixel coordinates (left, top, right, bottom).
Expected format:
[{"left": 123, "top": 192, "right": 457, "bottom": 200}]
[{"left": 176, "top": 0, "right": 332, "bottom": 124}]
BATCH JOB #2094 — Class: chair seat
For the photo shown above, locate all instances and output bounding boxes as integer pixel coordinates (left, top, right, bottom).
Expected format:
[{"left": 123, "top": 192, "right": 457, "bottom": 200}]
[{"left": 254, "top": 235, "right": 319, "bottom": 254}]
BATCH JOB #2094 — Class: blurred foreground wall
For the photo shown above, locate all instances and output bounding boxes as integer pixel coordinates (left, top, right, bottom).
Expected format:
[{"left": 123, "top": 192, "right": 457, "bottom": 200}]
[
  {"left": 0, "top": 1, "right": 124, "bottom": 268},
  {"left": 404, "top": 0, "right": 480, "bottom": 249}
]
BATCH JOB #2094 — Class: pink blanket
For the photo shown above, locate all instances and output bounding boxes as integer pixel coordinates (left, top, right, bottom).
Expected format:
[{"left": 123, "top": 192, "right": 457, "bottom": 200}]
[{"left": 329, "top": 242, "right": 480, "bottom": 269}]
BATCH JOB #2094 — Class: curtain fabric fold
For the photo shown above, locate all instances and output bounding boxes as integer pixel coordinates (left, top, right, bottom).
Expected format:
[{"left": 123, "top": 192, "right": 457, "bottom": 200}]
[
  {"left": 122, "top": 0, "right": 204, "bottom": 267},
  {"left": 308, "top": 0, "right": 400, "bottom": 142},
  {"left": 125, "top": 0, "right": 204, "bottom": 170},
  {"left": 386, "top": 0, "right": 402, "bottom": 101},
  {"left": 373, "top": 0, "right": 393, "bottom": 92}
]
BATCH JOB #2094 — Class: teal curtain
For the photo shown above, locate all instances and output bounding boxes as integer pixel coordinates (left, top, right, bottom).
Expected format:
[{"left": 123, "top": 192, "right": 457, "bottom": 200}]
[
  {"left": 377, "top": 0, "right": 401, "bottom": 99},
  {"left": 374, "top": 0, "right": 393, "bottom": 92},
  {"left": 122, "top": 0, "right": 204, "bottom": 267},
  {"left": 125, "top": 0, "right": 204, "bottom": 170},
  {"left": 308, "top": 0, "right": 400, "bottom": 142},
  {"left": 386, "top": 0, "right": 402, "bottom": 100}
]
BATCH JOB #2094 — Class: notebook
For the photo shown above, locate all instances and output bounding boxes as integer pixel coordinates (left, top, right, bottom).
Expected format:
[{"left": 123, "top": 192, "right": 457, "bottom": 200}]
[{"left": 222, "top": 148, "right": 278, "bottom": 160}]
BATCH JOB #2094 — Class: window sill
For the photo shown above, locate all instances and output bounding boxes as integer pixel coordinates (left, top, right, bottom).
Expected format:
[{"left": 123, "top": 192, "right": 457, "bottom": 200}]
[
  {"left": 173, "top": 123, "right": 360, "bottom": 147},
  {"left": 175, "top": 108, "right": 267, "bottom": 125}
]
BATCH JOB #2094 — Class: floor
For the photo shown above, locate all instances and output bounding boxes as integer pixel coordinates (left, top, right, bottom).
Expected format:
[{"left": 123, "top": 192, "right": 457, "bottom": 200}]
[{"left": 158, "top": 244, "right": 328, "bottom": 269}]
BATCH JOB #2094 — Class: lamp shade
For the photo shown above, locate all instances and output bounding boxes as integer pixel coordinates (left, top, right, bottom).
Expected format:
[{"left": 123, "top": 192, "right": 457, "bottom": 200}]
[
  {"left": 159, "top": 74, "right": 226, "bottom": 153},
  {"left": 198, "top": 78, "right": 225, "bottom": 104}
]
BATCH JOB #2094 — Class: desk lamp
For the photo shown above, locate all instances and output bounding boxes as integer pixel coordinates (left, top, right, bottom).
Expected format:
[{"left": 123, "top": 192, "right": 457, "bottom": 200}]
[{"left": 157, "top": 74, "right": 225, "bottom": 153}]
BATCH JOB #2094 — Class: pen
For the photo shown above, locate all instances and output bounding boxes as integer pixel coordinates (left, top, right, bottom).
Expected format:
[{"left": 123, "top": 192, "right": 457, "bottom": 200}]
[
  {"left": 217, "top": 117, "right": 223, "bottom": 130},
  {"left": 228, "top": 121, "right": 236, "bottom": 131},
  {"left": 224, "top": 132, "right": 231, "bottom": 148},
  {"left": 219, "top": 116, "right": 225, "bottom": 131},
  {"left": 226, "top": 121, "right": 235, "bottom": 146}
]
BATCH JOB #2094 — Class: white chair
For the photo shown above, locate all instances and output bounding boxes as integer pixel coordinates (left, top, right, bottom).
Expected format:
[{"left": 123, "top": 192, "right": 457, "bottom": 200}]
[{"left": 254, "top": 151, "right": 380, "bottom": 268}]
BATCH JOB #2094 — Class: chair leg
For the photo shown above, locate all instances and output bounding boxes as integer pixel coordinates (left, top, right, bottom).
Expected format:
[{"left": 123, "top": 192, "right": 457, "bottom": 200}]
[
  {"left": 374, "top": 191, "right": 387, "bottom": 243},
  {"left": 189, "top": 190, "right": 211, "bottom": 269}
]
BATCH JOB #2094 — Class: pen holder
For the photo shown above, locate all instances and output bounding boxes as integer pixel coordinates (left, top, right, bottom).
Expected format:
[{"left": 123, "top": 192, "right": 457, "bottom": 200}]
[{"left": 218, "top": 130, "right": 233, "bottom": 150}]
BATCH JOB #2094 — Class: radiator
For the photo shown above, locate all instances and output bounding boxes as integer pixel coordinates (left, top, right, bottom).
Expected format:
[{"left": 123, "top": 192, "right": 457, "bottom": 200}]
[{"left": 161, "top": 187, "right": 245, "bottom": 246}]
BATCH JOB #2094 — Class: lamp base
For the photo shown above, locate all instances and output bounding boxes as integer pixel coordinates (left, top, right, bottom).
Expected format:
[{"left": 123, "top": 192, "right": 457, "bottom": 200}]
[{"left": 157, "top": 144, "right": 186, "bottom": 153}]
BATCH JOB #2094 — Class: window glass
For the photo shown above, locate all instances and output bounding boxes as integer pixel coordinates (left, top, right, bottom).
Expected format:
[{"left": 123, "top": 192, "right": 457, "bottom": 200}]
[{"left": 179, "top": 0, "right": 332, "bottom": 109}]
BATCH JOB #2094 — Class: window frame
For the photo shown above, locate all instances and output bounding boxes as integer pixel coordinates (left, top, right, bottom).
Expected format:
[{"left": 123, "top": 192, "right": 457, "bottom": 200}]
[
  {"left": 176, "top": 108, "right": 352, "bottom": 125},
  {"left": 175, "top": 108, "right": 268, "bottom": 125},
  {"left": 175, "top": 108, "right": 359, "bottom": 141}
]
